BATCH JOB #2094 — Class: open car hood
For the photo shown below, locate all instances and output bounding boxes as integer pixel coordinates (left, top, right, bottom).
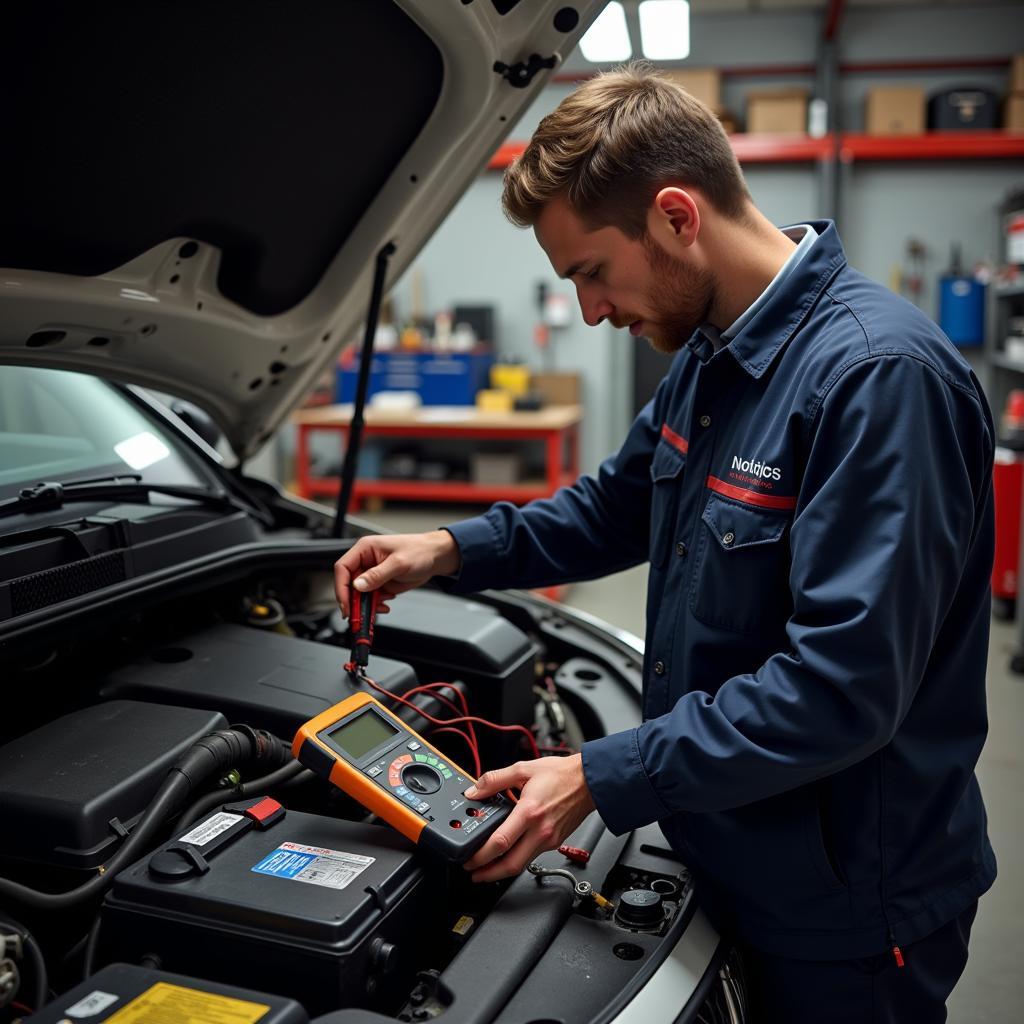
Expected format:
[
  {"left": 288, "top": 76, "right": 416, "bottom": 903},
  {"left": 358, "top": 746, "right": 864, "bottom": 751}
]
[{"left": 0, "top": 1, "right": 598, "bottom": 459}]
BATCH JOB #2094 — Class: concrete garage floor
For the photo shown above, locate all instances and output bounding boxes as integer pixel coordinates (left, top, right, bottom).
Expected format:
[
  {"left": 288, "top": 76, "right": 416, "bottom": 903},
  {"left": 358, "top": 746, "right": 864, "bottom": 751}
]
[{"left": 364, "top": 505, "right": 1024, "bottom": 1022}]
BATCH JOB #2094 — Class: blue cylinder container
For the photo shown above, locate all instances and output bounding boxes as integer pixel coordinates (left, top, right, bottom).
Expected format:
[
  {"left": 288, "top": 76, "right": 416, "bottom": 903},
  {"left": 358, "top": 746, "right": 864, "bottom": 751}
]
[{"left": 938, "top": 276, "right": 985, "bottom": 347}]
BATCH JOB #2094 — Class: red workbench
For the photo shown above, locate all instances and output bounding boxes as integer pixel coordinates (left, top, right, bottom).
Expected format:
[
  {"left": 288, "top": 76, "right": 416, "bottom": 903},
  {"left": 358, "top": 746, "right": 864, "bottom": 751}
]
[{"left": 292, "top": 403, "right": 583, "bottom": 510}]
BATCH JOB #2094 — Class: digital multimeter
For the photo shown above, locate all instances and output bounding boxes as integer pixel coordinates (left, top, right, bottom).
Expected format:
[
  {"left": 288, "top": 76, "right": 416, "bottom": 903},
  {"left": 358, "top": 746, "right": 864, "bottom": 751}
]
[{"left": 293, "top": 693, "right": 511, "bottom": 861}]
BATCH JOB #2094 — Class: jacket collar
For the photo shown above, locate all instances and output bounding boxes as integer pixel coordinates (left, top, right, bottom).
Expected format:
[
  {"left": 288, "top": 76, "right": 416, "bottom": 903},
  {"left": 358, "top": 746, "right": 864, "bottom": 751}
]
[{"left": 686, "top": 219, "right": 847, "bottom": 378}]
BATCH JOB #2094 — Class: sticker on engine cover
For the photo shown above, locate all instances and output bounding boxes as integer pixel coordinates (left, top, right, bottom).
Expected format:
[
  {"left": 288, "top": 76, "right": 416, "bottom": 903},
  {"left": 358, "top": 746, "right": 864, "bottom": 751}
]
[
  {"left": 251, "top": 841, "right": 375, "bottom": 890},
  {"left": 178, "top": 811, "right": 244, "bottom": 847},
  {"left": 452, "top": 915, "right": 475, "bottom": 936},
  {"left": 65, "top": 989, "right": 119, "bottom": 1017},
  {"left": 103, "top": 982, "right": 269, "bottom": 1023}
]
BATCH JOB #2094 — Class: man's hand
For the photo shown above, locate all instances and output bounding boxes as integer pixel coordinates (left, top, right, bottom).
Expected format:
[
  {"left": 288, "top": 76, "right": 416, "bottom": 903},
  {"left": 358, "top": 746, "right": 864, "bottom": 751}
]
[
  {"left": 333, "top": 530, "right": 461, "bottom": 617},
  {"left": 462, "top": 754, "right": 596, "bottom": 883}
]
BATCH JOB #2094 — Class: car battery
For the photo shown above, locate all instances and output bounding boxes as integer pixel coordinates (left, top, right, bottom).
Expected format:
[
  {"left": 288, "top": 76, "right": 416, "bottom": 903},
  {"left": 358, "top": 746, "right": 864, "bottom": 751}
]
[
  {"left": 330, "top": 589, "right": 538, "bottom": 762},
  {"left": 25, "top": 962, "right": 308, "bottom": 1023},
  {"left": 99, "top": 804, "right": 437, "bottom": 1018},
  {"left": 99, "top": 623, "right": 418, "bottom": 741},
  {"left": 0, "top": 701, "right": 227, "bottom": 871}
]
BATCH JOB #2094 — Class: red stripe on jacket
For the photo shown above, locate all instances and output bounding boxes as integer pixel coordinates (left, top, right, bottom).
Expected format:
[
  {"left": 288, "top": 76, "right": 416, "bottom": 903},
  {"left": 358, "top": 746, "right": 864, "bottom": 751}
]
[
  {"left": 661, "top": 424, "right": 689, "bottom": 454},
  {"left": 706, "top": 475, "right": 797, "bottom": 511}
]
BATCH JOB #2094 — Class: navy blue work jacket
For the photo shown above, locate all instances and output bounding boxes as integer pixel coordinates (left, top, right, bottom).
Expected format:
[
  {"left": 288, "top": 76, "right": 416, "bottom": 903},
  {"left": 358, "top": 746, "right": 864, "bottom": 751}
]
[{"left": 444, "top": 221, "right": 996, "bottom": 960}]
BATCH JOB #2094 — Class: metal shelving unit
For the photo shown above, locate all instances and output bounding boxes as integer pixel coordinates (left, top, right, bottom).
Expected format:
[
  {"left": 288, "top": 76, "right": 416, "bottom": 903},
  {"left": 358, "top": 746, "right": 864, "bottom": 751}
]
[
  {"left": 990, "top": 352, "right": 1024, "bottom": 374},
  {"left": 984, "top": 281, "right": 1024, "bottom": 412}
]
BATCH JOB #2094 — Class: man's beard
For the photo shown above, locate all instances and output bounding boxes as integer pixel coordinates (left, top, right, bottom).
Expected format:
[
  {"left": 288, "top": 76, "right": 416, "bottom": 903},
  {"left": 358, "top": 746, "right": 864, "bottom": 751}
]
[{"left": 637, "top": 236, "right": 717, "bottom": 354}]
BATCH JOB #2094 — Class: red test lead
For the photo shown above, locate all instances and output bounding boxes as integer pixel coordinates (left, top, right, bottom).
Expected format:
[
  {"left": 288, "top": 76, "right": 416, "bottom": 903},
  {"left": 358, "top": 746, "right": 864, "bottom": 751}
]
[{"left": 349, "top": 585, "right": 383, "bottom": 667}]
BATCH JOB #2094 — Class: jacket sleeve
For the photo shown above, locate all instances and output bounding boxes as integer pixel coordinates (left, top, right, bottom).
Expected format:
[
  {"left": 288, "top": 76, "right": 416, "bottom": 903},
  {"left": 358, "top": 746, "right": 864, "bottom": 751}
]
[
  {"left": 582, "top": 353, "right": 993, "bottom": 832},
  {"left": 439, "top": 368, "right": 675, "bottom": 593}
]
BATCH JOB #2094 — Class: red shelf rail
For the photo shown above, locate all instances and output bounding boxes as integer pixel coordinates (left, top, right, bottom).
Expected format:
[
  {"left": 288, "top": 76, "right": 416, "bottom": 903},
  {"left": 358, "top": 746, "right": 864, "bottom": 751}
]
[
  {"left": 550, "top": 56, "right": 1012, "bottom": 84},
  {"left": 840, "top": 132, "right": 1024, "bottom": 162},
  {"left": 489, "top": 135, "right": 833, "bottom": 169},
  {"left": 729, "top": 134, "right": 834, "bottom": 163},
  {"left": 489, "top": 133, "right": 1024, "bottom": 170}
]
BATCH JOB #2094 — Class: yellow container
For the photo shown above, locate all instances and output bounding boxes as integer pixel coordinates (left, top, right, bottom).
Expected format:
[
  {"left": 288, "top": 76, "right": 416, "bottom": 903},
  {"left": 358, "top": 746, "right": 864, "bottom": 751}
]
[
  {"left": 476, "top": 389, "right": 514, "bottom": 412},
  {"left": 490, "top": 363, "right": 530, "bottom": 396}
]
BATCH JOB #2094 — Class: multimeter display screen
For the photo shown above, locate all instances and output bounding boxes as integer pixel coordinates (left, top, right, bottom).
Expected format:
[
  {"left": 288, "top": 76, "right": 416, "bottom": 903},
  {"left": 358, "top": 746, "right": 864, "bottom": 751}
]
[{"left": 329, "top": 710, "right": 399, "bottom": 760}]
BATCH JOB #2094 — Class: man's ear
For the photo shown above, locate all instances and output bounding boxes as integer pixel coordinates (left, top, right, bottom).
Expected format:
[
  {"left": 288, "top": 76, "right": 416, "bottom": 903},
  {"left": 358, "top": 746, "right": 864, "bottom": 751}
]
[{"left": 649, "top": 187, "right": 700, "bottom": 246}]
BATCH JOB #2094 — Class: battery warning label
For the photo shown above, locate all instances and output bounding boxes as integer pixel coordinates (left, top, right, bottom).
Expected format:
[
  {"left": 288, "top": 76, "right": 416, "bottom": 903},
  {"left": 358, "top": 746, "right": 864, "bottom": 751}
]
[
  {"left": 102, "top": 982, "right": 269, "bottom": 1023},
  {"left": 178, "top": 812, "right": 244, "bottom": 847},
  {"left": 65, "top": 989, "right": 119, "bottom": 1017},
  {"left": 251, "top": 841, "right": 375, "bottom": 890}
]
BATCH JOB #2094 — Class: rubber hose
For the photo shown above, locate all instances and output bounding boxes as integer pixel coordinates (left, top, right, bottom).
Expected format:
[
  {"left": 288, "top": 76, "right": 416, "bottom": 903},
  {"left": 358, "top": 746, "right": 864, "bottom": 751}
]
[
  {"left": 175, "top": 759, "right": 309, "bottom": 831},
  {"left": 0, "top": 727, "right": 280, "bottom": 910},
  {"left": 82, "top": 917, "right": 102, "bottom": 981},
  {"left": 0, "top": 915, "right": 48, "bottom": 1014}
]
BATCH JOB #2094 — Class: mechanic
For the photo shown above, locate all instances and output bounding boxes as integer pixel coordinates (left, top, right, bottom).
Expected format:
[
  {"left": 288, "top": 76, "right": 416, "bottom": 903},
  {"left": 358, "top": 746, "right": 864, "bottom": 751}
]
[{"left": 334, "top": 65, "right": 995, "bottom": 1022}]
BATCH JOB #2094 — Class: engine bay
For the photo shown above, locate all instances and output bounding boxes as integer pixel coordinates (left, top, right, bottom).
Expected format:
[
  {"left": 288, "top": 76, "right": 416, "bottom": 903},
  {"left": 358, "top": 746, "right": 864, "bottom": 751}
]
[{"left": 0, "top": 566, "right": 714, "bottom": 1024}]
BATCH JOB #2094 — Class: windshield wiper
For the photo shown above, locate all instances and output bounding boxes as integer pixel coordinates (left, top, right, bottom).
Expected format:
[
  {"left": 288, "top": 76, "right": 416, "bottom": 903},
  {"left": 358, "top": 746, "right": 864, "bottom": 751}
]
[{"left": 0, "top": 475, "right": 247, "bottom": 521}]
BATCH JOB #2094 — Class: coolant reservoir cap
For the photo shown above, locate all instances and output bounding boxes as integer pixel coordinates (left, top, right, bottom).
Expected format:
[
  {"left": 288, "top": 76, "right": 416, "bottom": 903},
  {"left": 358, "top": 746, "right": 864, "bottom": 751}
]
[{"left": 615, "top": 888, "right": 663, "bottom": 927}]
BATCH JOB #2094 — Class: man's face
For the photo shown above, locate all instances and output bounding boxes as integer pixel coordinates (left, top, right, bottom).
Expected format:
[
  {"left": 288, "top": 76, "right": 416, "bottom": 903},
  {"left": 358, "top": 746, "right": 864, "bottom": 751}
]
[{"left": 535, "top": 196, "right": 715, "bottom": 354}]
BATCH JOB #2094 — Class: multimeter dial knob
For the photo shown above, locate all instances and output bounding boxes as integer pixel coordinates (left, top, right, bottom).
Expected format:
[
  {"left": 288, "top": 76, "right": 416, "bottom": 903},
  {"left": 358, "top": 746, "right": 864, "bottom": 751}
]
[{"left": 401, "top": 763, "right": 443, "bottom": 795}]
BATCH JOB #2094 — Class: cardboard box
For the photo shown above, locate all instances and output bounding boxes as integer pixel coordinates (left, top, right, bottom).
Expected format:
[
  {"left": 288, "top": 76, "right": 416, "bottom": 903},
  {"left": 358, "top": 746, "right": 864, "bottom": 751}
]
[
  {"left": 1005, "top": 93, "right": 1024, "bottom": 132},
  {"left": 1011, "top": 54, "right": 1024, "bottom": 95},
  {"left": 865, "top": 86, "right": 925, "bottom": 136},
  {"left": 471, "top": 452, "right": 523, "bottom": 486},
  {"left": 717, "top": 110, "right": 739, "bottom": 135},
  {"left": 746, "top": 90, "right": 808, "bottom": 134},
  {"left": 664, "top": 69, "right": 721, "bottom": 112},
  {"left": 531, "top": 371, "right": 581, "bottom": 406}
]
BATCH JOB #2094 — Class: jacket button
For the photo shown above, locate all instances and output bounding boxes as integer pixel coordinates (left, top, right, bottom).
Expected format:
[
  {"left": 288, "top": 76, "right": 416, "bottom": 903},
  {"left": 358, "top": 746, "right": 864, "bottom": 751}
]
[
  {"left": 699, "top": 415, "right": 711, "bottom": 428},
  {"left": 654, "top": 660, "right": 666, "bottom": 676},
  {"left": 676, "top": 541, "right": 688, "bottom": 557},
  {"left": 722, "top": 531, "right": 735, "bottom": 546}
]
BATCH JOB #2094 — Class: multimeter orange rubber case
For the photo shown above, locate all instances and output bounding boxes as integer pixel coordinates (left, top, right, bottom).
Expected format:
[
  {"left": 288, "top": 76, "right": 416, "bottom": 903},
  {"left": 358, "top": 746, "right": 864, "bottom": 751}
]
[{"left": 293, "top": 692, "right": 510, "bottom": 861}]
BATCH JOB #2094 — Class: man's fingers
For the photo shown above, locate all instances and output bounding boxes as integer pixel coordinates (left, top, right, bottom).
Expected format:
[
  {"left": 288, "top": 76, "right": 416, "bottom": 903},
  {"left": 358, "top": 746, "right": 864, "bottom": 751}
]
[
  {"left": 466, "top": 810, "right": 559, "bottom": 882},
  {"left": 462, "top": 806, "right": 529, "bottom": 874},
  {"left": 351, "top": 553, "right": 407, "bottom": 595},
  {"left": 333, "top": 539, "right": 377, "bottom": 614},
  {"left": 334, "top": 531, "right": 451, "bottom": 617},
  {"left": 333, "top": 559, "right": 353, "bottom": 616},
  {"left": 466, "top": 763, "right": 527, "bottom": 800}
]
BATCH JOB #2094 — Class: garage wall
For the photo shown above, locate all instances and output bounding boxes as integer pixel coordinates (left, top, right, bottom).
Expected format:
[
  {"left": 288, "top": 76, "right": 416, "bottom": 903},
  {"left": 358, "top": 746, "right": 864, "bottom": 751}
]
[
  {"left": 389, "top": 174, "right": 629, "bottom": 478},
  {"left": 389, "top": 2, "right": 1022, "bottom": 476}
]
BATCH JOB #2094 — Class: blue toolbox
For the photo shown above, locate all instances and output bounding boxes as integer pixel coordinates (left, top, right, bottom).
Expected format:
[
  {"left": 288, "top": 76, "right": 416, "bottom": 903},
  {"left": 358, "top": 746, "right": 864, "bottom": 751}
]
[{"left": 336, "top": 350, "right": 494, "bottom": 405}]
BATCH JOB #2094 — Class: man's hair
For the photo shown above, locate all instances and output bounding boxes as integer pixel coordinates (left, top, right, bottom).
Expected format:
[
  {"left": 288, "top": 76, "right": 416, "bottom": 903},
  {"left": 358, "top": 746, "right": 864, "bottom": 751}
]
[{"left": 502, "top": 62, "right": 751, "bottom": 237}]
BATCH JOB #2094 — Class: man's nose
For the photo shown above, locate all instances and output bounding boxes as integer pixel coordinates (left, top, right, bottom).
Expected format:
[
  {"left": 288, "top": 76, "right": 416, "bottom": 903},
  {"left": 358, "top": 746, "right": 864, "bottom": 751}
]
[{"left": 577, "top": 288, "right": 613, "bottom": 328}]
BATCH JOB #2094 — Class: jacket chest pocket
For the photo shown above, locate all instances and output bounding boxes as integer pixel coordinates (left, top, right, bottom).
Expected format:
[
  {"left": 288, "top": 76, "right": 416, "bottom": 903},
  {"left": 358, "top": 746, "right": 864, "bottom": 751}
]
[
  {"left": 649, "top": 439, "right": 686, "bottom": 569},
  {"left": 690, "top": 493, "right": 793, "bottom": 633}
]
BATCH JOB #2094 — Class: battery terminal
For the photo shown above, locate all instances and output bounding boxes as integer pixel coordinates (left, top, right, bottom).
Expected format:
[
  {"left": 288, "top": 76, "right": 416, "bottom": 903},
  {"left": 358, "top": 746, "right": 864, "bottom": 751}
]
[{"left": 527, "top": 862, "right": 614, "bottom": 912}]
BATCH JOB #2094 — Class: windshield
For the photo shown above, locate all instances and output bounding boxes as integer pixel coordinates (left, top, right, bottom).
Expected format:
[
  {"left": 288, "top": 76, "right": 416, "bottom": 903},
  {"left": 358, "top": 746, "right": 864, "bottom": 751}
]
[{"left": 0, "top": 366, "right": 208, "bottom": 498}]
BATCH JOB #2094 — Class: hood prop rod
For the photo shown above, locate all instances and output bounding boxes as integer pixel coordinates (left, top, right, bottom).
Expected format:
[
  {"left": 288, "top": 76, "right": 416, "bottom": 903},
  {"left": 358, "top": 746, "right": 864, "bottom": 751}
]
[{"left": 333, "top": 241, "right": 396, "bottom": 539}]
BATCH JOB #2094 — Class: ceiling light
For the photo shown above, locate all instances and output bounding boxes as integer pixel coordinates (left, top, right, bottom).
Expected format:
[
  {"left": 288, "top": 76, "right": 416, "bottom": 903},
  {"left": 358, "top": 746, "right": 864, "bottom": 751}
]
[
  {"left": 639, "top": 0, "right": 690, "bottom": 61},
  {"left": 579, "top": 2, "right": 632, "bottom": 63}
]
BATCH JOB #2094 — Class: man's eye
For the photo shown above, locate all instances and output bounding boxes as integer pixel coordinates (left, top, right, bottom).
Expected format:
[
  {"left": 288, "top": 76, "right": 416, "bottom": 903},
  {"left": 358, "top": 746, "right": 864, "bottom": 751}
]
[{"left": 585, "top": 267, "right": 600, "bottom": 280}]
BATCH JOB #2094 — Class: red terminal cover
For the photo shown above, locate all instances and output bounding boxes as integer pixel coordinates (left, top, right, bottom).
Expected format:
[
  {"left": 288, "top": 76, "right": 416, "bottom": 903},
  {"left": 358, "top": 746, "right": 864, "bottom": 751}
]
[
  {"left": 558, "top": 844, "right": 591, "bottom": 865},
  {"left": 244, "top": 797, "right": 286, "bottom": 829}
]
